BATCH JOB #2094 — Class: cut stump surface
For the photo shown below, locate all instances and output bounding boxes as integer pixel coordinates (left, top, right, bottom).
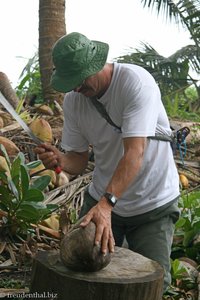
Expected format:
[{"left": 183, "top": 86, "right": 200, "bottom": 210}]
[{"left": 30, "top": 247, "right": 164, "bottom": 300}]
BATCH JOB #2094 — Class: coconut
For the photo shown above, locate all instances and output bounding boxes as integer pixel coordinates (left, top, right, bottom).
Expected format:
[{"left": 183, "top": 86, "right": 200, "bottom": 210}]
[
  {"left": 29, "top": 118, "right": 53, "bottom": 143},
  {"left": 29, "top": 162, "right": 57, "bottom": 186},
  {"left": 179, "top": 174, "right": 189, "bottom": 189},
  {"left": 60, "top": 218, "right": 111, "bottom": 272},
  {"left": 35, "top": 104, "right": 54, "bottom": 116},
  {"left": 0, "top": 136, "right": 20, "bottom": 156},
  {"left": 55, "top": 171, "right": 70, "bottom": 187}
]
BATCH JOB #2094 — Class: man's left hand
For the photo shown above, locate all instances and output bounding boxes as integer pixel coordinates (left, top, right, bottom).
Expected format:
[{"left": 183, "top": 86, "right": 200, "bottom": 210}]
[{"left": 80, "top": 198, "right": 115, "bottom": 254}]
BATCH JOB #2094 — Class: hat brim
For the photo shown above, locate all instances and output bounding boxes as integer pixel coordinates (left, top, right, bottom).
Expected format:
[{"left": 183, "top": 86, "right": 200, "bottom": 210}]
[{"left": 50, "top": 40, "right": 109, "bottom": 93}]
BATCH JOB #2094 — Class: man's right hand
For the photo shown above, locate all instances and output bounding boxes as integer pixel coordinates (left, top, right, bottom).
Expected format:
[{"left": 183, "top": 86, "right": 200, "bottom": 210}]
[{"left": 34, "top": 144, "right": 63, "bottom": 171}]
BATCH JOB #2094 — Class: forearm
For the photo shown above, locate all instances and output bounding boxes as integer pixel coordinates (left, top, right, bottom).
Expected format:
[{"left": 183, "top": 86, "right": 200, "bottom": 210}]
[
  {"left": 106, "top": 152, "right": 143, "bottom": 198},
  {"left": 60, "top": 151, "right": 89, "bottom": 175},
  {"left": 105, "top": 137, "right": 147, "bottom": 199},
  {"left": 34, "top": 144, "right": 89, "bottom": 175},
  {"left": 80, "top": 137, "right": 146, "bottom": 254},
  {"left": 80, "top": 144, "right": 145, "bottom": 254}
]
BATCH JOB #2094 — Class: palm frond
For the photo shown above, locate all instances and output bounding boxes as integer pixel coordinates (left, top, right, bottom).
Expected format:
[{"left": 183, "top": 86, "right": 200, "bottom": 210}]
[
  {"left": 116, "top": 43, "right": 197, "bottom": 95},
  {"left": 168, "top": 45, "right": 199, "bottom": 72},
  {"left": 141, "top": 0, "right": 181, "bottom": 21},
  {"left": 141, "top": 0, "right": 200, "bottom": 48}
]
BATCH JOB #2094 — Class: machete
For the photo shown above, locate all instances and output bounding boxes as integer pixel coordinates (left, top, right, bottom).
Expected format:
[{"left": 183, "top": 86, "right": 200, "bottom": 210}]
[{"left": 0, "top": 92, "right": 61, "bottom": 174}]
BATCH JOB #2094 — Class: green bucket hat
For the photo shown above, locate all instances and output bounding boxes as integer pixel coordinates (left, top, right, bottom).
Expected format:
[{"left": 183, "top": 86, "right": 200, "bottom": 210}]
[{"left": 51, "top": 32, "right": 109, "bottom": 93}]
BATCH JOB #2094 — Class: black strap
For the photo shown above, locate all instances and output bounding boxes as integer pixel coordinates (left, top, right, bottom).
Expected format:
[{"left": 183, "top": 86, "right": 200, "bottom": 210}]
[
  {"left": 91, "top": 98, "right": 121, "bottom": 132},
  {"left": 90, "top": 97, "right": 175, "bottom": 141},
  {"left": 148, "top": 135, "right": 173, "bottom": 142}
]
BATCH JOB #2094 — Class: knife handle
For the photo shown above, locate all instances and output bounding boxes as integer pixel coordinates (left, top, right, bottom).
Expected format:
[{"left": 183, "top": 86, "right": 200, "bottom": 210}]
[{"left": 55, "top": 165, "right": 62, "bottom": 174}]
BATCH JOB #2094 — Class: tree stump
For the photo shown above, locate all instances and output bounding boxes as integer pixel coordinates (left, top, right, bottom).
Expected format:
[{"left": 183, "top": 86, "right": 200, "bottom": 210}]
[{"left": 30, "top": 247, "right": 164, "bottom": 300}]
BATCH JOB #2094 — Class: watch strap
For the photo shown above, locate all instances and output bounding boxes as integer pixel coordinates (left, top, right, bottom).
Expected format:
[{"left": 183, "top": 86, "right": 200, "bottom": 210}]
[{"left": 103, "top": 192, "right": 117, "bottom": 207}]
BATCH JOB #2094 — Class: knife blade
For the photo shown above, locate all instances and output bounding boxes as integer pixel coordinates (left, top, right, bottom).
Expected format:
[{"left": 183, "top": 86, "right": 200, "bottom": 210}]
[{"left": 0, "top": 92, "right": 61, "bottom": 174}]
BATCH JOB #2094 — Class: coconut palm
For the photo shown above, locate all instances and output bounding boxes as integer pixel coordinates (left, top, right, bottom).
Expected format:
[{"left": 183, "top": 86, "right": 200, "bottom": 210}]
[
  {"left": 140, "top": 0, "right": 200, "bottom": 80},
  {"left": 117, "top": 43, "right": 198, "bottom": 93},
  {"left": 141, "top": 0, "right": 200, "bottom": 104},
  {"left": 141, "top": 0, "right": 200, "bottom": 51},
  {"left": 116, "top": 0, "right": 200, "bottom": 114},
  {"left": 39, "top": 0, "right": 66, "bottom": 103}
]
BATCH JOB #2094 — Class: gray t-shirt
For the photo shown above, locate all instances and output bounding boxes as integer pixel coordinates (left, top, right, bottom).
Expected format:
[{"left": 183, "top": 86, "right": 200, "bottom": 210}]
[{"left": 61, "top": 63, "right": 180, "bottom": 217}]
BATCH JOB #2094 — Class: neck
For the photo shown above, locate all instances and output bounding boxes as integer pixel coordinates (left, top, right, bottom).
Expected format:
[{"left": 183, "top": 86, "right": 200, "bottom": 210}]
[{"left": 97, "top": 63, "right": 113, "bottom": 99}]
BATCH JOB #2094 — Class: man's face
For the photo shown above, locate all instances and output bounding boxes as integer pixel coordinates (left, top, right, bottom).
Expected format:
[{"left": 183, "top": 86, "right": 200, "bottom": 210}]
[{"left": 73, "top": 74, "right": 100, "bottom": 98}]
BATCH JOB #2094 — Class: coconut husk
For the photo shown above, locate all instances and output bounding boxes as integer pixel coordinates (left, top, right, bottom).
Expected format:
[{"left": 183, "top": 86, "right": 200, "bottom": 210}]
[{"left": 60, "top": 218, "right": 111, "bottom": 272}]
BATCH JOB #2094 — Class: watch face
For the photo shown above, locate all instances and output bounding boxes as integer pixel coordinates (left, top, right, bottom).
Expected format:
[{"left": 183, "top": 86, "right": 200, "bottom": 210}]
[
  {"left": 110, "top": 195, "right": 117, "bottom": 204},
  {"left": 104, "top": 193, "right": 117, "bottom": 207}
]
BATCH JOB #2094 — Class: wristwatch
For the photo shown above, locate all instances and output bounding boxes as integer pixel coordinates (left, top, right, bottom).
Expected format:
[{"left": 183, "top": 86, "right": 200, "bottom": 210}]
[{"left": 103, "top": 192, "right": 117, "bottom": 207}]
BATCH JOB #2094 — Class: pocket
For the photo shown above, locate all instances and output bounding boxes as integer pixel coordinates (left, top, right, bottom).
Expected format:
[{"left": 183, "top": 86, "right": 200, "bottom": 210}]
[
  {"left": 169, "top": 207, "right": 180, "bottom": 224},
  {"left": 148, "top": 198, "right": 180, "bottom": 223}
]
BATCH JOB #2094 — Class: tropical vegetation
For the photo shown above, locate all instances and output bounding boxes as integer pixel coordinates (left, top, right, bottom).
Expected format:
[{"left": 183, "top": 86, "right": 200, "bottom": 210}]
[{"left": 116, "top": 0, "right": 200, "bottom": 121}]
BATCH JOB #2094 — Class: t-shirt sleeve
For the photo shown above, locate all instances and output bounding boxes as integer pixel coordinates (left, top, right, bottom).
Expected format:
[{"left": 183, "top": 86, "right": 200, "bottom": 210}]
[{"left": 61, "top": 95, "right": 89, "bottom": 152}]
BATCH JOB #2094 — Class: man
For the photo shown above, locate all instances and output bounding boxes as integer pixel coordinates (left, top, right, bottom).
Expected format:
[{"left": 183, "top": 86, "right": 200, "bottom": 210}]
[{"left": 35, "top": 32, "right": 180, "bottom": 291}]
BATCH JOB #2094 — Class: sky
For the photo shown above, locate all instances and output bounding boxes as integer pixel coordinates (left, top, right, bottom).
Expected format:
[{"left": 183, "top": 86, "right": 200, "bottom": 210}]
[{"left": 0, "top": 0, "right": 192, "bottom": 88}]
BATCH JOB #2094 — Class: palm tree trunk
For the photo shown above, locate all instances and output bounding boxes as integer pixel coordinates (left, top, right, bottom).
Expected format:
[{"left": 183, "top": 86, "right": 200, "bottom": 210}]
[
  {"left": 0, "top": 72, "right": 19, "bottom": 109},
  {"left": 39, "top": 0, "right": 66, "bottom": 104}
]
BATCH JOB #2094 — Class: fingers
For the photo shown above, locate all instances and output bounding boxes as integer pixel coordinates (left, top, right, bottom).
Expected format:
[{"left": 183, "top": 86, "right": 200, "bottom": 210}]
[
  {"left": 34, "top": 144, "right": 60, "bottom": 170},
  {"left": 95, "top": 225, "right": 115, "bottom": 254},
  {"left": 34, "top": 143, "right": 56, "bottom": 154},
  {"left": 80, "top": 205, "right": 115, "bottom": 254},
  {"left": 108, "top": 233, "right": 115, "bottom": 253},
  {"left": 80, "top": 214, "right": 93, "bottom": 227}
]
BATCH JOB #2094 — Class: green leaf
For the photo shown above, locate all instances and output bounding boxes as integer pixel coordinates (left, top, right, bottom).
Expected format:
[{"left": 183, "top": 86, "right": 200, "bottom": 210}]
[
  {"left": 12, "top": 175, "right": 20, "bottom": 193},
  {"left": 16, "top": 202, "right": 51, "bottom": 222},
  {"left": 171, "top": 259, "right": 188, "bottom": 279},
  {"left": 195, "top": 207, "right": 200, "bottom": 217},
  {"left": 183, "top": 196, "right": 193, "bottom": 209},
  {"left": 0, "top": 186, "right": 13, "bottom": 211},
  {"left": 0, "top": 185, "right": 12, "bottom": 200},
  {"left": 16, "top": 204, "right": 40, "bottom": 221},
  {"left": 22, "top": 188, "right": 44, "bottom": 202},
  {"left": 172, "top": 259, "right": 181, "bottom": 274},
  {"left": 15, "top": 98, "right": 25, "bottom": 114},
  {"left": 0, "top": 171, "right": 9, "bottom": 182},
  {"left": 11, "top": 154, "right": 27, "bottom": 192},
  {"left": 21, "top": 201, "right": 47, "bottom": 210},
  {"left": 30, "top": 175, "right": 51, "bottom": 191},
  {"left": 185, "top": 247, "right": 199, "bottom": 260},
  {"left": 20, "top": 165, "right": 30, "bottom": 195},
  {"left": 175, "top": 217, "right": 186, "bottom": 228},
  {"left": 26, "top": 160, "right": 43, "bottom": 170},
  {"left": 46, "top": 204, "right": 58, "bottom": 211},
  {"left": 182, "top": 217, "right": 192, "bottom": 231},
  {"left": 7, "top": 178, "right": 19, "bottom": 200},
  {"left": 11, "top": 156, "right": 21, "bottom": 179},
  {"left": 0, "top": 144, "right": 11, "bottom": 167},
  {"left": 189, "top": 193, "right": 200, "bottom": 208},
  {"left": 18, "top": 152, "right": 26, "bottom": 165},
  {"left": 17, "top": 73, "right": 30, "bottom": 89},
  {"left": 193, "top": 220, "right": 200, "bottom": 232},
  {"left": 0, "top": 202, "right": 8, "bottom": 212},
  {"left": 183, "top": 230, "right": 196, "bottom": 247}
]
